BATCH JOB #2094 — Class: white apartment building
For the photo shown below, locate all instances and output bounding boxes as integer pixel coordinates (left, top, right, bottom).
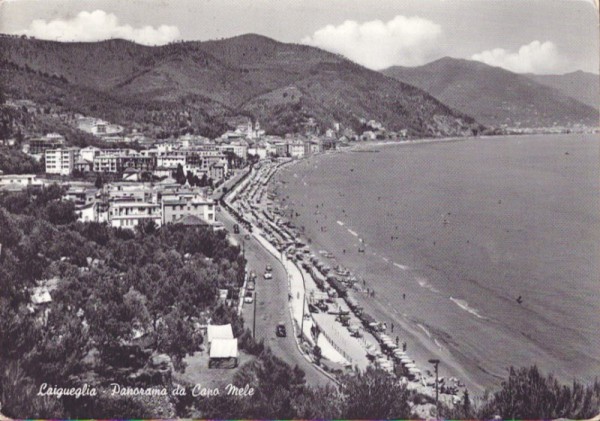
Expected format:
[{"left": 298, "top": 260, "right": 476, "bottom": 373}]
[
  {"left": 108, "top": 201, "right": 162, "bottom": 230},
  {"left": 156, "top": 153, "right": 187, "bottom": 169},
  {"left": 45, "top": 148, "right": 79, "bottom": 175}
]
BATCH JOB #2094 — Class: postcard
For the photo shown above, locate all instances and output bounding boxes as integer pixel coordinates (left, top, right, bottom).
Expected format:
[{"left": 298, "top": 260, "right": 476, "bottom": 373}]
[{"left": 0, "top": 0, "right": 598, "bottom": 418}]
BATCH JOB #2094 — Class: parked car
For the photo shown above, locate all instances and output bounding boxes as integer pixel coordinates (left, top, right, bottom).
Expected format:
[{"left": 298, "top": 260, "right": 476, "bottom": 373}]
[
  {"left": 276, "top": 323, "right": 287, "bottom": 337},
  {"left": 264, "top": 272, "right": 272, "bottom": 280},
  {"left": 244, "top": 291, "right": 254, "bottom": 304},
  {"left": 265, "top": 264, "right": 272, "bottom": 272},
  {"left": 247, "top": 282, "right": 255, "bottom": 291}
]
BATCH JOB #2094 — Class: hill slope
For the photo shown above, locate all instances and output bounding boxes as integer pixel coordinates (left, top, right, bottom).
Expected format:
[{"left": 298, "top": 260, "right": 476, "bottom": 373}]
[
  {"left": 0, "top": 34, "right": 481, "bottom": 138},
  {"left": 382, "top": 57, "right": 598, "bottom": 128},
  {"left": 524, "top": 71, "right": 599, "bottom": 110}
]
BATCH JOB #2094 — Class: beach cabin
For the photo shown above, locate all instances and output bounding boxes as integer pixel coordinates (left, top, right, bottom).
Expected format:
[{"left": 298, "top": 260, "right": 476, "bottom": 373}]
[
  {"left": 207, "top": 324, "right": 238, "bottom": 368},
  {"left": 209, "top": 338, "right": 238, "bottom": 368}
]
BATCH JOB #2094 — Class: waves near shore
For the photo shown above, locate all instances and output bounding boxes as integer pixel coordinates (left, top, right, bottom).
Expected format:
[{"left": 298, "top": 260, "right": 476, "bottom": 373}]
[{"left": 271, "top": 134, "right": 600, "bottom": 392}]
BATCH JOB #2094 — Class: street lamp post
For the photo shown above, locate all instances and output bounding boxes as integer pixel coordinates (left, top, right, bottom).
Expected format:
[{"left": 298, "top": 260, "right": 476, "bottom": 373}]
[
  {"left": 253, "top": 289, "right": 257, "bottom": 340},
  {"left": 299, "top": 292, "right": 305, "bottom": 339},
  {"left": 428, "top": 359, "right": 440, "bottom": 412}
]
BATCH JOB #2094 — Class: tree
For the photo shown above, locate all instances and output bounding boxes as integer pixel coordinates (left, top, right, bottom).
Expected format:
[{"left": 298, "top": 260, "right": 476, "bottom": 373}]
[
  {"left": 186, "top": 170, "right": 194, "bottom": 186},
  {"left": 463, "top": 389, "right": 472, "bottom": 416},
  {"left": 479, "top": 366, "right": 600, "bottom": 419},
  {"left": 45, "top": 199, "right": 77, "bottom": 225},
  {"left": 154, "top": 307, "right": 199, "bottom": 372},
  {"left": 338, "top": 367, "right": 412, "bottom": 419},
  {"left": 174, "top": 164, "right": 185, "bottom": 184},
  {"left": 95, "top": 174, "right": 104, "bottom": 189}
]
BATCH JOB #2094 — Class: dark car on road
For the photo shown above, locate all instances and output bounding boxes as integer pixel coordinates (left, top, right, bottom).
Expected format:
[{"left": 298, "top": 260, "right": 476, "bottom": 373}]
[{"left": 276, "top": 323, "right": 287, "bottom": 337}]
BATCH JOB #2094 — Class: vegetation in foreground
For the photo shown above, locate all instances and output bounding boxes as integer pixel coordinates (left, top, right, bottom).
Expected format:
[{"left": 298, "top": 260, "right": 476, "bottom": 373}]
[{"left": 0, "top": 185, "right": 598, "bottom": 418}]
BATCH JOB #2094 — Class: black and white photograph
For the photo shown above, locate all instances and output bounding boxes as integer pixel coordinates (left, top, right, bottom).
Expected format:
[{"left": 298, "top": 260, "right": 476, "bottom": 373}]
[{"left": 0, "top": 0, "right": 598, "bottom": 418}]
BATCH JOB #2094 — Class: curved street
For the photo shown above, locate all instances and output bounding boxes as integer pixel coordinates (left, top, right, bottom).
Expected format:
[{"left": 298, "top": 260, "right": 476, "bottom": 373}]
[{"left": 216, "top": 198, "right": 332, "bottom": 387}]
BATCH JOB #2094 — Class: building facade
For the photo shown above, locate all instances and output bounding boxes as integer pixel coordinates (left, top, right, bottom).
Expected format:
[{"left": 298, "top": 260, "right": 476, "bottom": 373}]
[{"left": 45, "top": 148, "right": 79, "bottom": 175}]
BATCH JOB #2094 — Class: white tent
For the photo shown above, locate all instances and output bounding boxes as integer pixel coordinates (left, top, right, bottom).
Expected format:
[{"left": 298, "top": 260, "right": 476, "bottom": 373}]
[
  {"left": 207, "top": 324, "right": 234, "bottom": 345},
  {"left": 209, "top": 338, "right": 239, "bottom": 359}
]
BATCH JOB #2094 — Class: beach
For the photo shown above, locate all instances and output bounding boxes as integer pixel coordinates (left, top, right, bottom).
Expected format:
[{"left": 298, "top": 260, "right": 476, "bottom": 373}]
[{"left": 270, "top": 133, "right": 600, "bottom": 393}]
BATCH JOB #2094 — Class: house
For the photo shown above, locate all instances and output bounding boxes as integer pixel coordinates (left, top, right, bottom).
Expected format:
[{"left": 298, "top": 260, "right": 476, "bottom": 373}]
[
  {"left": 247, "top": 146, "right": 267, "bottom": 159},
  {"left": 27, "top": 133, "right": 65, "bottom": 155},
  {"left": 174, "top": 214, "right": 211, "bottom": 227},
  {"left": 287, "top": 142, "right": 305, "bottom": 158},
  {"left": 219, "top": 141, "right": 248, "bottom": 160},
  {"left": 75, "top": 201, "right": 97, "bottom": 222},
  {"left": 274, "top": 142, "right": 288, "bottom": 157},
  {"left": 64, "top": 186, "right": 98, "bottom": 206},
  {"left": 0, "top": 174, "right": 39, "bottom": 187},
  {"left": 74, "top": 157, "right": 93, "bottom": 173},
  {"left": 93, "top": 151, "right": 156, "bottom": 173},
  {"left": 122, "top": 168, "right": 142, "bottom": 181},
  {"left": 156, "top": 153, "right": 187, "bottom": 169},
  {"left": 93, "top": 155, "right": 120, "bottom": 173},
  {"left": 210, "top": 163, "right": 226, "bottom": 182},
  {"left": 79, "top": 146, "right": 102, "bottom": 162},
  {"left": 161, "top": 189, "right": 215, "bottom": 225},
  {"left": 108, "top": 201, "right": 161, "bottom": 230}
]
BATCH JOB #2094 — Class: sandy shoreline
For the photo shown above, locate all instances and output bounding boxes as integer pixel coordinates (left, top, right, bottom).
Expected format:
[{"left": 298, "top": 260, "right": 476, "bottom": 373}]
[
  {"left": 267, "top": 144, "right": 490, "bottom": 394},
  {"left": 267, "top": 133, "right": 600, "bottom": 394}
]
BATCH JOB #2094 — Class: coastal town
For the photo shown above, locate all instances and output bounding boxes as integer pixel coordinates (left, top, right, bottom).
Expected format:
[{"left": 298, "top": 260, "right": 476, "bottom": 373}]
[
  {"left": 1, "top": 0, "right": 600, "bottom": 417},
  {"left": 0, "top": 107, "right": 465, "bottom": 415}
]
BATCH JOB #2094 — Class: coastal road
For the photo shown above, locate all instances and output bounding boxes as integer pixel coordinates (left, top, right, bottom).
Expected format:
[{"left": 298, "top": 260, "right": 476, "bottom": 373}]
[{"left": 216, "top": 205, "right": 332, "bottom": 388}]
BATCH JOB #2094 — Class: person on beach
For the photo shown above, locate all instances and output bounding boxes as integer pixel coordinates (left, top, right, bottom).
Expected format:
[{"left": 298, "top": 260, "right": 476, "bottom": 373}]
[
  {"left": 403, "top": 293, "right": 406, "bottom": 300},
  {"left": 391, "top": 323, "right": 394, "bottom": 333},
  {"left": 396, "top": 336, "right": 399, "bottom": 346},
  {"left": 403, "top": 342, "right": 407, "bottom": 352}
]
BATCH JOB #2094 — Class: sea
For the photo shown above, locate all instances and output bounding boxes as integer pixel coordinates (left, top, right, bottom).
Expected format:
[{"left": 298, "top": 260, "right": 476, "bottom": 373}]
[{"left": 272, "top": 134, "right": 600, "bottom": 393}]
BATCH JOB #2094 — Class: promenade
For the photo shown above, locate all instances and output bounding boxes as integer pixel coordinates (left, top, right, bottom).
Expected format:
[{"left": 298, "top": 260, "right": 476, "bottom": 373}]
[
  {"left": 224, "top": 162, "right": 372, "bottom": 371},
  {"left": 222, "top": 159, "right": 459, "bottom": 406}
]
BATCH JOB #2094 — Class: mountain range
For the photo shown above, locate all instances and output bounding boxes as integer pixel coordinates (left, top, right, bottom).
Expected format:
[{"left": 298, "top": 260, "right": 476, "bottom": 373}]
[
  {"left": 525, "top": 71, "right": 599, "bottom": 110},
  {"left": 382, "top": 57, "right": 598, "bottom": 128},
  {"left": 0, "top": 34, "right": 480, "bottom": 140}
]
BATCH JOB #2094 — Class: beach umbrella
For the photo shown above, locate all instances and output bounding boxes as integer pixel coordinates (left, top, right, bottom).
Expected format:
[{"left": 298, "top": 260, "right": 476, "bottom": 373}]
[{"left": 404, "top": 362, "right": 417, "bottom": 369}]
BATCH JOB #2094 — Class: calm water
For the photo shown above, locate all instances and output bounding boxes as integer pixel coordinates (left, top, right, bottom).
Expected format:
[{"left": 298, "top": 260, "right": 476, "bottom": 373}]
[{"left": 274, "top": 134, "right": 600, "bottom": 392}]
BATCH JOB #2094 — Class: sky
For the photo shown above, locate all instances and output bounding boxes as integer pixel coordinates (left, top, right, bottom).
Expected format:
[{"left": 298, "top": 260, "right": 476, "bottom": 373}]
[{"left": 0, "top": 0, "right": 598, "bottom": 74}]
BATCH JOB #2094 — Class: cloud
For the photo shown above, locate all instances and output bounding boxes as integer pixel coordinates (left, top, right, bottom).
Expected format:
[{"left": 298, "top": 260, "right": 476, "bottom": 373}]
[
  {"left": 471, "top": 40, "right": 565, "bottom": 74},
  {"left": 301, "top": 15, "right": 442, "bottom": 70},
  {"left": 16, "top": 10, "right": 180, "bottom": 45}
]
